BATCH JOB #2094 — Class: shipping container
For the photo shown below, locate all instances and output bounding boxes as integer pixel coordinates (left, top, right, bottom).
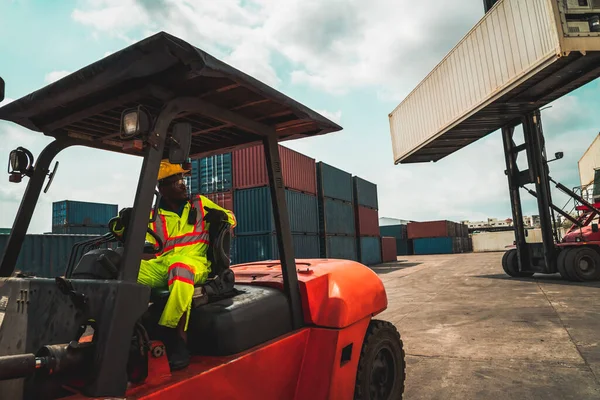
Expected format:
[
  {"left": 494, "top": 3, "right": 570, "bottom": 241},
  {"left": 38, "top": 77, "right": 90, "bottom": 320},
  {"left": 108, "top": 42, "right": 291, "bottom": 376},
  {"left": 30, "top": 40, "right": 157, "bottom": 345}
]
[
  {"left": 358, "top": 236, "right": 382, "bottom": 266},
  {"left": 319, "top": 198, "right": 355, "bottom": 236},
  {"left": 353, "top": 177, "right": 378, "bottom": 210},
  {"left": 0, "top": 228, "right": 11, "bottom": 234},
  {"left": 233, "top": 145, "right": 317, "bottom": 194},
  {"left": 192, "top": 153, "right": 233, "bottom": 194},
  {"left": 408, "top": 220, "right": 458, "bottom": 239},
  {"left": 0, "top": 234, "right": 116, "bottom": 277},
  {"left": 232, "top": 234, "right": 320, "bottom": 264},
  {"left": 234, "top": 187, "right": 318, "bottom": 235},
  {"left": 579, "top": 133, "right": 600, "bottom": 188},
  {"left": 51, "top": 225, "right": 108, "bottom": 235},
  {"left": 316, "top": 162, "right": 353, "bottom": 203},
  {"left": 52, "top": 200, "right": 118, "bottom": 227},
  {"left": 321, "top": 235, "right": 357, "bottom": 261},
  {"left": 379, "top": 224, "right": 408, "bottom": 240},
  {"left": 202, "top": 191, "right": 234, "bottom": 214},
  {"left": 389, "top": 0, "right": 600, "bottom": 164},
  {"left": 413, "top": 237, "right": 455, "bottom": 255},
  {"left": 190, "top": 159, "right": 200, "bottom": 195},
  {"left": 381, "top": 237, "right": 397, "bottom": 263},
  {"left": 356, "top": 206, "right": 380, "bottom": 237},
  {"left": 396, "top": 239, "right": 413, "bottom": 256}
]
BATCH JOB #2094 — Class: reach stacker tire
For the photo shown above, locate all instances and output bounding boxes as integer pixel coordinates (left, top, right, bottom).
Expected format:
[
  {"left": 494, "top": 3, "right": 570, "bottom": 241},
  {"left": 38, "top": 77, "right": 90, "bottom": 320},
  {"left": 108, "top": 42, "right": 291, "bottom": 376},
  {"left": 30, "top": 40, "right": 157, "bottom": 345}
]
[
  {"left": 354, "top": 320, "right": 406, "bottom": 400},
  {"left": 563, "top": 246, "right": 600, "bottom": 282},
  {"left": 556, "top": 247, "right": 574, "bottom": 281},
  {"left": 502, "top": 249, "right": 534, "bottom": 278}
]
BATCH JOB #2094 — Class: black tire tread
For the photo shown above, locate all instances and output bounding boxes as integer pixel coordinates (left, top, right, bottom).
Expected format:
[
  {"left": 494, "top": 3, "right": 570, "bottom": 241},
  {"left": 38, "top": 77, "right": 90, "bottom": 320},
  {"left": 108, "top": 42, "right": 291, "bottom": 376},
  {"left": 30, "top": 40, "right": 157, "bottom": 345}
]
[
  {"left": 354, "top": 320, "right": 406, "bottom": 400},
  {"left": 556, "top": 248, "right": 572, "bottom": 281},
  {"left": 565, "top": 246, "right": 600, "bottom": 282},
  {"left": 503, "top": 249, "right": 534, "bottom": 278}
]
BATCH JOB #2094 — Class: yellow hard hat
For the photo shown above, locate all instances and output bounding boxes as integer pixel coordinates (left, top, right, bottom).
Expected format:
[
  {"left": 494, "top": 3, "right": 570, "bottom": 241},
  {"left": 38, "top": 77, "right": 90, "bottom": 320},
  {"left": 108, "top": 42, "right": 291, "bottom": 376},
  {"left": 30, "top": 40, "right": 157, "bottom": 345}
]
[{"left": 157, "top": 160, "right": 190, "bottom": 181}]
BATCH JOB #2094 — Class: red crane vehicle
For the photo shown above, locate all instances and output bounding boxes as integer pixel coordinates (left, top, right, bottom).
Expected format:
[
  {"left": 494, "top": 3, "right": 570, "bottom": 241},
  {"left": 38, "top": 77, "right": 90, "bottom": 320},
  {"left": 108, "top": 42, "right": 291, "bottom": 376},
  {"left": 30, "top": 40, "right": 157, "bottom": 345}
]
[{"left": 0, "top": 32, "right": 405, "bottom": 399}]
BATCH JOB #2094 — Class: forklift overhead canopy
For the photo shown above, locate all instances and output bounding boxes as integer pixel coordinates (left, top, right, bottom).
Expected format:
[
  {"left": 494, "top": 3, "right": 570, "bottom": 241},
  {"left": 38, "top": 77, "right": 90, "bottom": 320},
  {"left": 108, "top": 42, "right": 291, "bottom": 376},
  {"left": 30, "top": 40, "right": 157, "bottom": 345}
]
[{"left": 0, "top": 31, "right": 342, "bottom": 158}]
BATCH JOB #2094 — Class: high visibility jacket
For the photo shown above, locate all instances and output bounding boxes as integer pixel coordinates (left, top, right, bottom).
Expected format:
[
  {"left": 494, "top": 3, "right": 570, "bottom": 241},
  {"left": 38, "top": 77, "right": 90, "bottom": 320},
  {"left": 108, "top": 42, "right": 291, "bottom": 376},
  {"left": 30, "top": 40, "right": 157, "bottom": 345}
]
[{"left": 146, "top": 195, "right": 236, "bottom": 265}]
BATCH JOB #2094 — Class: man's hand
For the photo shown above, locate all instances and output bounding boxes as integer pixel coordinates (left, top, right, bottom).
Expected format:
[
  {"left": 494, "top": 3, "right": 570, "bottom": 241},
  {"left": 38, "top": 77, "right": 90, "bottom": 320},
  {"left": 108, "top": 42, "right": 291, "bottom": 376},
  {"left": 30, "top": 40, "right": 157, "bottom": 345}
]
[{"left": 203, "top": 207, "right": 227, "bottom": 225}]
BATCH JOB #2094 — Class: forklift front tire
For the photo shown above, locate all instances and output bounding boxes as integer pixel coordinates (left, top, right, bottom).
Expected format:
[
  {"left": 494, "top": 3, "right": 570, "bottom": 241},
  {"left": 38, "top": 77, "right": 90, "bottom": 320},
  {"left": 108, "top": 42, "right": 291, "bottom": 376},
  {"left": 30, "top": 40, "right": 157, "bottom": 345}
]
[
  {"left": 564, "top": 246, "right": 600, "bottom": 282},
  {"left": 502, "top": 249, "right": 534, "bottom": 278}
]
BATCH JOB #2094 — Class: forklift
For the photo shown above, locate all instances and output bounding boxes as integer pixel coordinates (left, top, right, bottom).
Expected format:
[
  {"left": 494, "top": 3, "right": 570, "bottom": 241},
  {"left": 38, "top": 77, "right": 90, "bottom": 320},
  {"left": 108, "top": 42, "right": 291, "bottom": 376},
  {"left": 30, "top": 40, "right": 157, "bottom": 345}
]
[
  {"left": 501, "top": 110, "right": 600, "bottom": 282},
  {"left": 0, "top": 32, "right": 405, "bottom": 399}
]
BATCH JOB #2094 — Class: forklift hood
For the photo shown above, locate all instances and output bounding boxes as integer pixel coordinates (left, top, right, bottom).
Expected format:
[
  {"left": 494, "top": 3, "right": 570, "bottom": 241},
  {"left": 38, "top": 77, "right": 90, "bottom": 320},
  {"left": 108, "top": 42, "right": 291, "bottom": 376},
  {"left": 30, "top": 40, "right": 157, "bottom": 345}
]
[{"left": 0, "top": 31, "right": 342, "bottom": 158}]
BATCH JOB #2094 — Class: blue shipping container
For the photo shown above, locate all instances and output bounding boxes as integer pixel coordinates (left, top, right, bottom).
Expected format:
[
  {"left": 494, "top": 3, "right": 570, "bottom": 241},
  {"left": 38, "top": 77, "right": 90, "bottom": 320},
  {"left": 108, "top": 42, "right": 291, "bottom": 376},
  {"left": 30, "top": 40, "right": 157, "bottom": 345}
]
[
  {"left": 232, "top": 234, "right": 320, "bottom": 264},
  {"left": 0, "top": 234, "right": 117, "bottom": 277},
  {"left": 413, "top": 237, "right": 455, "bottom": 255},
  {"left": 52, "top": 200, "right": 118, "bottom": 227},
  {"left": 321, "top": 235, "right": 357, "bottom": 260},
  {"left": 319, "top": 198, "right": 355, "bottom": 235},
  {"left": 198, "top": 153, "right": 233, "bottom": 194},
  {"left": 353, "top": 177, "right": 378, "bottom": 210},
  {"left": 190, "top": 159, "right": 200, "bottom": 195},
  {"left": 379, "top": 224, "right": 408, "bottom": 240},
  {"left": 359, "top": 236, "right": 382, "bottom": 266},
  {"left": 234, "top": 187, "right": 319, "bottom": 235},
  {"left": 316, "top": 162, "right": 353, "bottom": 203},
  {"left": 51, "top": 226, "right": 108, "bottom": 235}
]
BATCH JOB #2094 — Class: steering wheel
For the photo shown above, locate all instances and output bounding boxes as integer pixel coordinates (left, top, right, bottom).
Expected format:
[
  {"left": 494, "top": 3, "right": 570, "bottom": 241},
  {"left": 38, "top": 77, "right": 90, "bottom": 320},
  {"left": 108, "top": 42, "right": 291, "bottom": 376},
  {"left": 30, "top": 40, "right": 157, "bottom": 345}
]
[{"left": 108, "top": 212, "right": 164, "bottom": 255}]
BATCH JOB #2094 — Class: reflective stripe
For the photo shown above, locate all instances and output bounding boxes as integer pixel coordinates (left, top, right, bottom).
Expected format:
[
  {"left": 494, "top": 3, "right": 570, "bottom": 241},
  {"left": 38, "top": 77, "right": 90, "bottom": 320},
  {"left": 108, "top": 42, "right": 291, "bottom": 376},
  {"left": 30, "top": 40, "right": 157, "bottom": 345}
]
[
  {"left": 192, "top": 196, "right": 205, "bottom": 233},
  {"left": 163, "top": 232, "right": 210, "bottom": 253},
  {"left": 167, "top": 262, "right": 195, "bottom": 286},
  {"left": 153, "top": 214, "right": 168, "bottom": 244}
]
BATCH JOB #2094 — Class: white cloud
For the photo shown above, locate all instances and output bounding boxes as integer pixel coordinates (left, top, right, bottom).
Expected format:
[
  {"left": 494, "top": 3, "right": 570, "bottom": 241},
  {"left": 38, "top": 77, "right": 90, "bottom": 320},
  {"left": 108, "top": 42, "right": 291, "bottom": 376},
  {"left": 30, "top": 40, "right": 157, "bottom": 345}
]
[
  {"left": 315, "top": 109, "right": 342, "bottom": 124},
  {"left": 44, "top": 70, "right": 71, "bottom": 84}
]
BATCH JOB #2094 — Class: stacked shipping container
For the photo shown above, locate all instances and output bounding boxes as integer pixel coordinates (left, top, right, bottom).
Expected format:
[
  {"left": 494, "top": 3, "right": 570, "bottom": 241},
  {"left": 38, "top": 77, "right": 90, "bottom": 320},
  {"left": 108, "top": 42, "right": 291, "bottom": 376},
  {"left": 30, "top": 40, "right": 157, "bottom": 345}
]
[
  {"left": 317, "top": 162, "right": 357, "bottom": 261},
  {"left": 408, "top": 220, "right": 471, "bottom": 255},
  {"left": 379, "top": 224, "right": 413, "bottom": 256},
  {"left": 353, "top": 177, "right": 381, "bottom": 265},
  {"left": 51, "top": 200, "right": 117, "bottom": 235}
]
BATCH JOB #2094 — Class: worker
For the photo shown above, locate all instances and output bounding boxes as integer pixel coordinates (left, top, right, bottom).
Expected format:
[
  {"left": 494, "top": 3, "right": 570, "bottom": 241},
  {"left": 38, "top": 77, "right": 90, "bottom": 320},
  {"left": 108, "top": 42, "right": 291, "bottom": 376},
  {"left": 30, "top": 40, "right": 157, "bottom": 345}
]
[{"left": 112, "top": 160, "right": 236, "bottom": 371}]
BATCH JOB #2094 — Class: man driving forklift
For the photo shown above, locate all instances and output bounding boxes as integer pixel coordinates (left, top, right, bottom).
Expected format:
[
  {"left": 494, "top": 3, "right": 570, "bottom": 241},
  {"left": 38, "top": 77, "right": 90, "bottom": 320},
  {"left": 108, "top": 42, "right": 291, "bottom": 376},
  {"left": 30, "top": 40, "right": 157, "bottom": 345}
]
[{"left": 112, "top": 160, "right": 236, "bottom": 371}]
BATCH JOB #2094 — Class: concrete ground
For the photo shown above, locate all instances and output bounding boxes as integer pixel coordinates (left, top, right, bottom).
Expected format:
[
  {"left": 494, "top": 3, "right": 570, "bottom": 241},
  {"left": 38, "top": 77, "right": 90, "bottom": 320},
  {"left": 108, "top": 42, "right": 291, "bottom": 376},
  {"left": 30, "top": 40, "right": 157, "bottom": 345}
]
[{"left": 373, "top": 252, "right": 600, "bottom": 400}]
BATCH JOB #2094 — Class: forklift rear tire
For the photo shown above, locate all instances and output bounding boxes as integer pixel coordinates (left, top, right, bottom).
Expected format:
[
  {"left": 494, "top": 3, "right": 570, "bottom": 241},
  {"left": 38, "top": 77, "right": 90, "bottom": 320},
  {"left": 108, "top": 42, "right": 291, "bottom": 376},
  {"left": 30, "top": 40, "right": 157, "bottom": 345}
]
[
  {"left": 354, "top": 320, "right": 406, "bottom": 400},
  {"left": 556, "top": 248, "right": 574, "bottom": 281},
  {"left": 502, "top": 249, "right": 534, "bottom": 278},
  {"left": 564, "top": 246, "right": 600, "bottom": 282}
]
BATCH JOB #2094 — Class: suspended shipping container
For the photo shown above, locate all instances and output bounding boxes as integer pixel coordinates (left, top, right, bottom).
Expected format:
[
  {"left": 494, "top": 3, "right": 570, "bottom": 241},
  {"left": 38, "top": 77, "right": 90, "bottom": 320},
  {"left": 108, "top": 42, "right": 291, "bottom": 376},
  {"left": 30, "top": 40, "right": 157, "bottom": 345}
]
[
  {"left": 408, "top": 220, "right": 458, "bottom": 239},
  {"left": 232, "top": 234, "right": 320, "bottom": 264},
  {"left": 381, "top": 237, "right": 397, "bottom": 263},
  {"left": 356, "top": 206, "right": 380, "bottom": 237},
  {"left": 353, "top": 177, "right": 378, "bottom": 210},
  {"left": 359, "top": 236, "right": 382, "bottom": 266},
  {"left": 379, "top": 224, "right": 408, "bottom": 240},
  {"left": 233, "top": 145, "right": 317, "bottom": 195},
  {"left": 319, "top": 198, "right": 355, "bottom": 236},
  {"left": 52, "top": 200, "right": 118, "bottom": 227},
  {"left": 234, "top": 187, "right": 318, "bottom": 235},
  {"left": 320, "top": 235, "right": 357, "bottom": 261},
  {"left": 316, "top": 162, "right": 353, "bottom": 203},
  {"left": 192, "top": 153, "right": 233, "bottom": 194},
  {"left": 390, "top": 0, "right": 600, "bottom": 164}
]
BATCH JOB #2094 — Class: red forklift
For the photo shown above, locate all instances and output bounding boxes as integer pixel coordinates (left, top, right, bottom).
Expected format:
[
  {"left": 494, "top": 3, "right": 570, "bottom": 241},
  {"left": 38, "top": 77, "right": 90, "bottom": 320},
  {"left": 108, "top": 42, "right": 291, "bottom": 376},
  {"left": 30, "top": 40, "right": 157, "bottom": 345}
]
[{"left": 0, "top": 32, "right": 405, "bottom": 399}]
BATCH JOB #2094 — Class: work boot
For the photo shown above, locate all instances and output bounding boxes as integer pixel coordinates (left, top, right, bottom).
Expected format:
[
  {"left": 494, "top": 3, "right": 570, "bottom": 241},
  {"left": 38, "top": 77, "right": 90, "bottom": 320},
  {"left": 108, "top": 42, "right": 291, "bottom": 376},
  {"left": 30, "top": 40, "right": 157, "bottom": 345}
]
[{"left": 156, "top": 327, "right": 190, "bottom": 371}]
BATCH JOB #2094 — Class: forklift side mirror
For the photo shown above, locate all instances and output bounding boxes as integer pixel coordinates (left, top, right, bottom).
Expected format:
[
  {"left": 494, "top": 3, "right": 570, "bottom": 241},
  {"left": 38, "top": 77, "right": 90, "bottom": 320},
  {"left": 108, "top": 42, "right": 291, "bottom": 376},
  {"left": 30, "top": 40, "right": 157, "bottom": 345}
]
[
  {"left": 592, "top": 224, "right": 598, "bottom": 233},
  {"left": 7, "top": 147, "right": 34, "bottom": 177},
  {"left": 0, "top": 77, "right": 4, "bottom": 103},
  {"left": 168, "top": 123, "right": 192, "bottom": 164},
  {"left": 555, "top": 152, "right": 563, "bottom": 160}
]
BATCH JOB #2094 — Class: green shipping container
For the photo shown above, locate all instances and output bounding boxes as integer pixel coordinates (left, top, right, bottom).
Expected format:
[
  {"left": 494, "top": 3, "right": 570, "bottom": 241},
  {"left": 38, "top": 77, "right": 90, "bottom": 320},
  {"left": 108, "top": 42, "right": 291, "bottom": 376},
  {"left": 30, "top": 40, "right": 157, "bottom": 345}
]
[{"left": 320, "top": 235, "right": 357, "bottom": 260}]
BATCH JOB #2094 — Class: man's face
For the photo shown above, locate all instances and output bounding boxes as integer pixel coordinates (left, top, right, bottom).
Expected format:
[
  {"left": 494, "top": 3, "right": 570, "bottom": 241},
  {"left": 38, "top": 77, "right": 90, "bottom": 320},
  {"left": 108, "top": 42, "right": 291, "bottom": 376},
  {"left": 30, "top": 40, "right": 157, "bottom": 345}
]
[{"left": 158, "top": 173, "right": 188, "bottom": 201}]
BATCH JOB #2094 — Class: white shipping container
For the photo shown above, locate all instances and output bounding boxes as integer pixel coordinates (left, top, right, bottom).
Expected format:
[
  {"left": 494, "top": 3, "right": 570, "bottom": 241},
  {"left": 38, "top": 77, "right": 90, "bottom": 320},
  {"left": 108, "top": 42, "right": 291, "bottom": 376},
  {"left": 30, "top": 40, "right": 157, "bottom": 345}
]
[
  {"left": 472, "top": 228, "right": 568, "bottom": 252},
  {"left": 578, "top": 133, "right": 600, "bottom": 188},
  {"left": 390, "top": 0, "right": 600, "bottom": 164}
]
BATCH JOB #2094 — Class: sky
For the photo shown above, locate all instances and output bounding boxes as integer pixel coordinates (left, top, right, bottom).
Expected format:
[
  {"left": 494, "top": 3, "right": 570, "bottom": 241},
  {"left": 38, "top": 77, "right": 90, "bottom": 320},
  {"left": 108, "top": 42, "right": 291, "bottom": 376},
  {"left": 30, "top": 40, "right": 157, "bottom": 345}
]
[{"left": 1, "top": 0, "right": 600, "bottom": 234}]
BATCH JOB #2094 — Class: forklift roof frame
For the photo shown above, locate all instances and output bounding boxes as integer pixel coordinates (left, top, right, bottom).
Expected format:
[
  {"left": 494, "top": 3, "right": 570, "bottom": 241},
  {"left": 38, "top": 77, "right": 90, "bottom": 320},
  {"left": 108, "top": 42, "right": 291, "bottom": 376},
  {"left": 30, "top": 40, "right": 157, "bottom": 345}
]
[{"left": 0, "top": 32, "right": 342, "bottom": 392}]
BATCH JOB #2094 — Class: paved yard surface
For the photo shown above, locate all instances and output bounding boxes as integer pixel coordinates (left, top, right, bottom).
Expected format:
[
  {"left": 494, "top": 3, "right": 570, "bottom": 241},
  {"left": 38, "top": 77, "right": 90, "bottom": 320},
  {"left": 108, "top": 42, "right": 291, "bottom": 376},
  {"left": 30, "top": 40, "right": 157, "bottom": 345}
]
[{"left": 373, "top": 252, "right": 600, "bottom": 400}]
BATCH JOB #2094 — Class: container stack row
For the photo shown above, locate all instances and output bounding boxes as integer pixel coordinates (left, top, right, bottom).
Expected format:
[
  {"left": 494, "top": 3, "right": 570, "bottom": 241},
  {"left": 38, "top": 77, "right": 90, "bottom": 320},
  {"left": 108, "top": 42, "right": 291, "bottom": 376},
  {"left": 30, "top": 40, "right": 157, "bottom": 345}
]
[
  {"left": 408, "top": 220, "right": 472, "bottom": 255},
  {"left": 353, "top": 177, "right": 381, "bottom": 265},
  {"left": 379, "top": 224, "right": 413, "bottom": 257},
  {"left": 51, "top": 200, "right": 117, "bottom": 235}
]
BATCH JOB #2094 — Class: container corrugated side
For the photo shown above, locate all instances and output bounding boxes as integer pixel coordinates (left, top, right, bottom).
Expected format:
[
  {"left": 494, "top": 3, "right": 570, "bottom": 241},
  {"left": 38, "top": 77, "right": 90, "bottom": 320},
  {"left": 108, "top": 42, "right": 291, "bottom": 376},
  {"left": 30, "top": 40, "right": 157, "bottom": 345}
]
[
  {"left": 0, "top": 234, "right": 116, "bottom": 277},
  {"left": 396, "top": 239, "right": 413, "bottom": 256},
  {"left": 202, "top": 191, "right": 234, "bottom": 214},
  {"left": 319, "top": 198, "right": 355, "bottom": 236},
  {"left": 198, "top": 153, "right": 233, "bottom": 194},
  {"left": 51, "top": 226, "right": 108, "bottom": 235},
  {"left": 389, "top": 0, "right": 563, "bottom": 164},
  {"left": 408, "top": 220, "right": 454, "bottom": 239},
  {"left": 379, "top": 225, "right": 408, "bottom": 240},
  {"left": 578, "top": 134, "right": 600, "bottom": 188},
  {"left": 413, "top": 237, "right": 454, "bottom": 255},
  {"left": 190, "top": 159, "right": 201, "bottom": 195},
  {"left": 321, "top": 235, "right": 357, "bottom": 261},
  {"left": 381, "top": 237, "right": 397, "bottom": 262},
  {"left": 316, "top": 162, "right": 353, "bottom": 203},
  {"left": 353, "top": 177, "right": 378, "bottom": 210},
  {"left": 359, "top": 237, "right": 382, "bottom": 266},
  {"left": 233, "top": 188, "right": 318, "bottom": 235},
  {"left": 52, "top": 200, "right": 118, "bottom": 227},
  {"left": 232, "top": 234, "right": 320, "bottom": 264},
  {"left": 232, "top": 145, "right": 317, "bottom": 194},
  {"left": 356, "top": 206, "right": 380, "bottom": 237}
]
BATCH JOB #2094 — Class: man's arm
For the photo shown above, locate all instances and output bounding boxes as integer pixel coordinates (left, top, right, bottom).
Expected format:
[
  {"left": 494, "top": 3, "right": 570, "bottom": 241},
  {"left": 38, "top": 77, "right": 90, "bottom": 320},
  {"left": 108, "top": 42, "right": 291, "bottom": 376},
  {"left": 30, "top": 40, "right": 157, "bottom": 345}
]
[{"left": 200, "top": 196, "right": 237, "bottom": 228}]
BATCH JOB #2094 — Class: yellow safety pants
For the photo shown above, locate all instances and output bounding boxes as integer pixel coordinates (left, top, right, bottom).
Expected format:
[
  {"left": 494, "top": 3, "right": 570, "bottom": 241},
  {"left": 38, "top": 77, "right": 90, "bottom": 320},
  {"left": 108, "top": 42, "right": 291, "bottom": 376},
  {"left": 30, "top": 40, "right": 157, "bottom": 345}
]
[{"left": 138, "top": 254, "right": 210, "bottom": 331}]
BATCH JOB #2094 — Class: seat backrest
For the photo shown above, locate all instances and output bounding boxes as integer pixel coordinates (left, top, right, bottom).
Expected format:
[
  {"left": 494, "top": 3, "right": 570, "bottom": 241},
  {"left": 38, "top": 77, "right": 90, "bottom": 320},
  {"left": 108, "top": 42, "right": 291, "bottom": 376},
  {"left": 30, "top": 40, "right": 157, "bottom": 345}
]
[{"left": 207, "top": 221, "right": 232, "bottom": 278}]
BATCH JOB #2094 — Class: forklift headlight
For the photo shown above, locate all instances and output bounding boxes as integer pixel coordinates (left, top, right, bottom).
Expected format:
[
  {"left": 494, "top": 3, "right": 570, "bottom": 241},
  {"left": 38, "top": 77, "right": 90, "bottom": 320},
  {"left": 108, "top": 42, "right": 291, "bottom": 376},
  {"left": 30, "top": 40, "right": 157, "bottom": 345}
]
[{"left": 120, "top": 106, "right": 150, "bottom": 139}]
